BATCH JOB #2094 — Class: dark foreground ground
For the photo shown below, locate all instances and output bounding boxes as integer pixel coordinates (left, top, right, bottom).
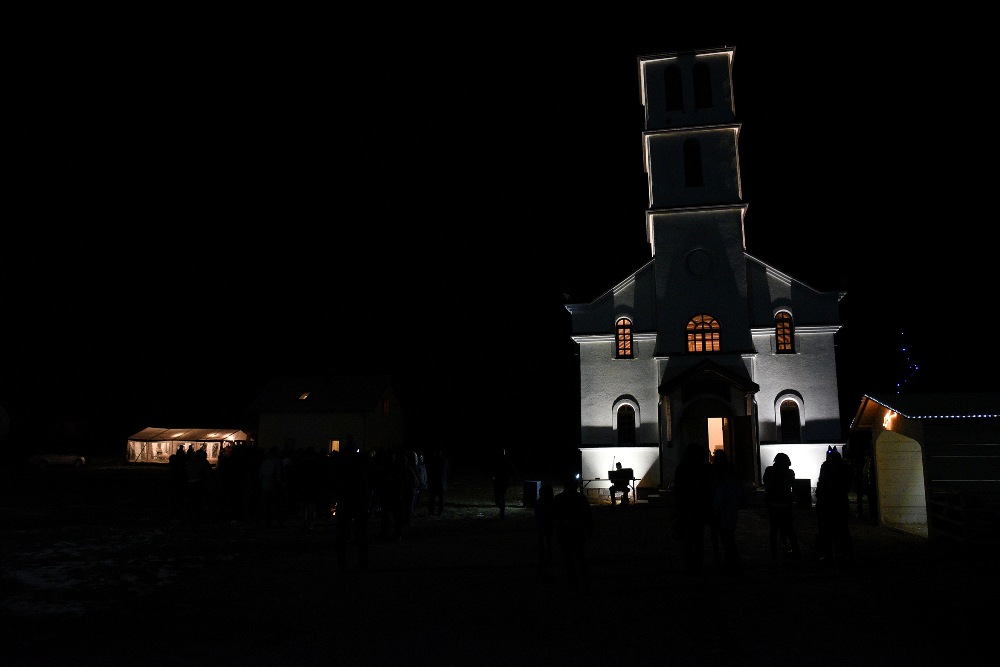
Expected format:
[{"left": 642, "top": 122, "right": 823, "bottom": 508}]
[{"left": 2, "top": 461, "right": 996, "bottom": 666}]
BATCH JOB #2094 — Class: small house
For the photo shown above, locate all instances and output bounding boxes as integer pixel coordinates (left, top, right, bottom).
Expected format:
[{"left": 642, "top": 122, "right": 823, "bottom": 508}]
[{"left": 249, "top": 374, "right": 404, "bottom": 455}]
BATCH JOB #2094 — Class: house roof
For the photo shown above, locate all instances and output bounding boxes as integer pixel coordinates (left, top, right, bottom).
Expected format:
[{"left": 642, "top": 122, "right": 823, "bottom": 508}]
[
  {"left": 128, "top": 428, "right": 251, "bottom": 442},
  {"left": 249, "top": 374, "right": 393, "bottom": 414},
  {"left": 850, "top": 392, "right": 1000, "bottom": 430}
]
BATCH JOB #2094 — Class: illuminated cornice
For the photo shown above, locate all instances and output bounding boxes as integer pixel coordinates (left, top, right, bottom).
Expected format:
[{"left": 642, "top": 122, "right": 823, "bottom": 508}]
[
  {"left": 638, "top": 48, "right": 734, "bottom": 108},
  {"left": 571, "top": 333, "right": 657, "bottom": 344},
  {"left": 751, "top": 325, "right": 841, "bottom": 335},
  {"left": 866, "top": 395, "right": 1000, "bottom": 420}
]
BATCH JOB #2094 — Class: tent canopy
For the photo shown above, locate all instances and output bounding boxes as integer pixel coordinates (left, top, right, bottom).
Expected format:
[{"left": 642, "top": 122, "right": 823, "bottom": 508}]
[{"left": 128, "top": 427, "right": 250, "bottom": 443}]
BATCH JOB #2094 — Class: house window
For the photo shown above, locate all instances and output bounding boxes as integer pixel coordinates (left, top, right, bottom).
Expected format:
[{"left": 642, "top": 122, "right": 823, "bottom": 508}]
[
  {"left": 617, "top": 404, "right": 636, "bottom": 445},
  {"left": 382, "top": 398, "right": 390, "bottom": 417},
  {"left": 776, "top": 311, "right": 794, "bottom": 353},
  {"left": 687, "top": 314, "right": 720, "bottom": 352},
  {"left": 684, "top": 138, "right": 704, "bottom": 186},
  {"left": 664, "top": 65, "right": 683, "bottom": 111},
  {"left": 693, "top": 62, "right": 713, "bottom": 108},
  {"left": 616, "top": 317, "right": 633, "bottom": 359},
  {"left": 779, "top": 400, "right": 802, "bottom": 443}
]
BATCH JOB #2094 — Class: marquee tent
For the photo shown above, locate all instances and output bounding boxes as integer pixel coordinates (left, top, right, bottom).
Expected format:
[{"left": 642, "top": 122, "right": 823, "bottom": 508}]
[{"left": 126, "top": 427, "right": 251, "bottom": 465}]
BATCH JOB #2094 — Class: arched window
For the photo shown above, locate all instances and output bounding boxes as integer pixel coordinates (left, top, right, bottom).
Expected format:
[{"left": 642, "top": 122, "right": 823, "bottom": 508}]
[
  {"left": 616, "top": 404, "right": 636, "bottom": 445},
  {"left": 663, "top": 65, "right": 683, "bottom": 111},
  {"left": 683, "top": 138, "right": 703, "bottom": 186},
  {"left": 693, "top": 62, "right": 713, "bottom": 108},
  {"left": 779, "top": 399, "right": 802, "bottom": 443},
  {"left": 616, "top": 317, "right": 633, "bottom": 359},
  {"left": 687, "top": 314, "right": 720, "bottom": 352},
  {"left": 776, "top": 311, "right": 794, "bottom": 354}
]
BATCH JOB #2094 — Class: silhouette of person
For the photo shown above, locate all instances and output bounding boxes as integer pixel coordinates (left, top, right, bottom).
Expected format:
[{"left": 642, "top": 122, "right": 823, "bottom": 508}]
[
  {"left": 856, "top": 447, "right": 877, "bottom": 523},
  {"left": 490, "top": 447, "right": 515, "bottom": 519},
  {"left": 816, "top": 446, "right": 853, "bottom": 562},
  {"left": 552, "top": 474, "right": 593, "bottom": 587},
  {"left": 609, "top": 461, "right": 631, "bottom": 507},
  {"left": 711, "top": 449, "right": 743, "bottom": 577},
  {"left": 297, "top": 445, "right": 324, "bottom": 529},
  {"left": 410, "top": 451, "right": 427, "bottom": 514},
  {"left": 258, "top": 446, "right": 286, "bottom": 528},
  {"left": 397, "top": 450, "right": 419, "bottom": 534},
  {"left": 375, "top": 449, "right": 402, "bottom": 540},
  {"left": 534, "top": 482, "right": 555, "bottom": 578},
  {"left": 425, "top": 447, "right": 449, "bottom": 515},
  {"left": 185, "top": 445, "right": 212, "bottom": 524},
  {"left": 762, "top": 452, "right": 799, "bottom": 558},
  {"left": 168, "top": 445, "right": 187, "bottom": 521},
  {"left": 673, "top": 441, "right": 712, "bottom": 574},
  {"left": 335, "top": 439, "right": 371, "bottom": 570},
  {"left": 216, "top": 442, "right": 244, "bottom": 523}
]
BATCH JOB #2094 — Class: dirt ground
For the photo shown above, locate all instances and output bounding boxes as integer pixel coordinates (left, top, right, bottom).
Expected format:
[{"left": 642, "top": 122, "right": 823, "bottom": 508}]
[{"left": 2, "top": 461, "right": 996, "bottom": 666}]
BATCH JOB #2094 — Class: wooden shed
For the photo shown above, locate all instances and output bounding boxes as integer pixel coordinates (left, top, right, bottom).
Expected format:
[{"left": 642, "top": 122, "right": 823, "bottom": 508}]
[
  {"left": 849, "top": 392, "right": 1000, "bottom": 544},
  {"left": 126, "top": 427, "right": 251, "bottom": 465}
]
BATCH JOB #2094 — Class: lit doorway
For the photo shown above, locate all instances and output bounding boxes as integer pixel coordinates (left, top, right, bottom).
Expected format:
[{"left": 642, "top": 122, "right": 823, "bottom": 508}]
[{"left": 708, "top": 417, "right": 728, "bottom": 457}]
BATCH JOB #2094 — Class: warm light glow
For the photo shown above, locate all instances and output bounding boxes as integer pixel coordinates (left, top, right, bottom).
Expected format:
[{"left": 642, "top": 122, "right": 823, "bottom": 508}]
[
  {"left": 298, "top": 391, "right": 310, "bottom": 400},
  {"left": 616, "top": 317, "right": 633, "bottom": 358},
  {"left": 883, "top": 411, "right": 897, "bottom": 430},
  {"left": 708, "top": 417, "right": 725, "bottom": 452},
  {"left": 687, "top": 314, "right": 720, "bottom": 352}
]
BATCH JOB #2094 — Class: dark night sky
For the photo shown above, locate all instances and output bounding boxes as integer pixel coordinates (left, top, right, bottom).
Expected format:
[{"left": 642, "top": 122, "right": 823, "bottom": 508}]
[{"left": 6, "top": 14, "right": 996, "bottom": 453}]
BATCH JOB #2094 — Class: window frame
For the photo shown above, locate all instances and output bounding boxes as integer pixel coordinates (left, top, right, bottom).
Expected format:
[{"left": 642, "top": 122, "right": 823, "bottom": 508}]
[
  {"left": 615, "top": 317, "right": 634, "bottom": 359},
  {"left": 687, "top": 314, "right": 720, "bottom": 352},
  {"left": 775, "top": 311, "right": 795, "bottom": 354}
]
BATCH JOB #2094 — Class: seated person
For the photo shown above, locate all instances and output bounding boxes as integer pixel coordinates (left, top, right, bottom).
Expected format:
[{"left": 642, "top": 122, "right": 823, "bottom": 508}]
[{"left": 608, "top": 462, "right": 634, "bottom": 506}]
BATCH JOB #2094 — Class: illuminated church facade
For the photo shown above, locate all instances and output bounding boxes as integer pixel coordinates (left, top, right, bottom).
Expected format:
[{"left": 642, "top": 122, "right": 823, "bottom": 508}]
[{"left": 566, "top": 47, "right": 845, "bottom": 497}]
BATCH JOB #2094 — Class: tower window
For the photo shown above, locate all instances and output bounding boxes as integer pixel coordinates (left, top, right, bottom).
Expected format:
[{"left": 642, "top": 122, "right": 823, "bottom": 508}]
[
  {"left": 776, "top": 311, "right": 794, "bottom": 353},
  {"left": 683, "top": 138, "right": 704, "bottom": 186},
  {"left": 687, "top": 314, "right": 720, "bottom": 352},
  {"left": 693, "top": 62, "right": 713, "bottom": 108},
  {"left": 616, "top": 317, "right": 633, "bottom": 359},
  {"left": 664, "top": 65, "right": 683, "bottom": 111}
]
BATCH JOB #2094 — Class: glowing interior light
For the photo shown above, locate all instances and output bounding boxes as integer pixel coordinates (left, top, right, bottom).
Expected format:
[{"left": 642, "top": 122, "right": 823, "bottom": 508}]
[{"left": 883, "top": 411, "right": 897, "bottom": 429}]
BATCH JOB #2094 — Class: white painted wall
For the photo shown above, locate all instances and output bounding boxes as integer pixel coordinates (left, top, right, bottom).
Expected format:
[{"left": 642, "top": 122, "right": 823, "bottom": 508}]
[
  {"left": 876, "top": 431, "right": 928, "bottom": 536},
  {"left": 759, "top": 443, "right": 839, "bottom": 492},
  {"left": 579, "top": 446, "right": 660, "bottom": 492}
]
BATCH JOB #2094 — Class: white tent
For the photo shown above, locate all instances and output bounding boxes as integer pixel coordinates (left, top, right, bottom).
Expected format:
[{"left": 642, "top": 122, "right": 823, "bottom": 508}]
[{"left": 126, "top": 427, "right": 251, "bottom": 465}]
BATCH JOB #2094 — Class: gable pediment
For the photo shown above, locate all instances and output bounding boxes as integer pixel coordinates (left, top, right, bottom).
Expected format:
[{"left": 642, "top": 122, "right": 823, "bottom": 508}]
[{"left": 658, "top": 358, "right": 759, "bottom": 396}]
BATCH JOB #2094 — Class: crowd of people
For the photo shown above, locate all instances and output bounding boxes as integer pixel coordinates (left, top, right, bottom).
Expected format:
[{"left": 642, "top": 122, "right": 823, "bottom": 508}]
[
  {"left": 672, "top": 441, "right": 858, "bottom": 579},
  {"left": 167, "top": 441, "right": 449, "bottom": 538},
  {"left": 164, "top": 438, "right": 862, "bottom": 583}
]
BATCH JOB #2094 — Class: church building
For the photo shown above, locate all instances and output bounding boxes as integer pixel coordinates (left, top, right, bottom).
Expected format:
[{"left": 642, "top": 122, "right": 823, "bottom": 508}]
[{"left": 566, "top": 47, "right": 845, "bottom": 498}]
